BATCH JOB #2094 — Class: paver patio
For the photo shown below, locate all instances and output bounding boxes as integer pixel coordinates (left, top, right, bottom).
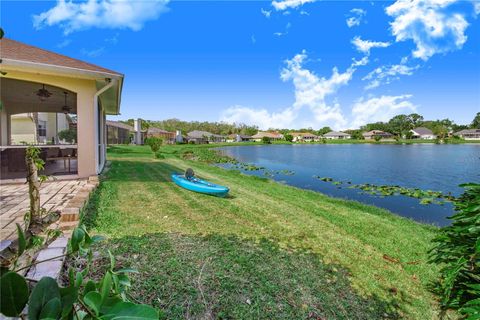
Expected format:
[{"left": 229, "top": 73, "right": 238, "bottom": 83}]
[{"left": 0, "top": 179, "right": 91, "bottom": 241}]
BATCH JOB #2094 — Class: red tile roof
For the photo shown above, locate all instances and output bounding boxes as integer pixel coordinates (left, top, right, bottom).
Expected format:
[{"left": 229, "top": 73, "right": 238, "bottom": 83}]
[{"left": 1, "top": 38, "right": 121, "bottom": 76}]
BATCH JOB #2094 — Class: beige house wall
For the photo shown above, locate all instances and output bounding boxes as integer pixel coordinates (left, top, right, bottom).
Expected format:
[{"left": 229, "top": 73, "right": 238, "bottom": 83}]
[{"left": 1, "top": 68, "right": 99, "bottom": 178}]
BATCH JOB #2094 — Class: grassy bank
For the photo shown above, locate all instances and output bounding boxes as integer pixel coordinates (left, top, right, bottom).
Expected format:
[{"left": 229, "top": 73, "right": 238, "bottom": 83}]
[{"left": 82, "top": 145, "right": 441, "bottom": 319}]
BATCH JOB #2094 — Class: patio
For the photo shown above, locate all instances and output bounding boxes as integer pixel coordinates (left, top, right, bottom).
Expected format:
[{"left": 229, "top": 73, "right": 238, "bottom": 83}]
[{"left": 0, "top": 178, "right": 97, "bottom": 241}]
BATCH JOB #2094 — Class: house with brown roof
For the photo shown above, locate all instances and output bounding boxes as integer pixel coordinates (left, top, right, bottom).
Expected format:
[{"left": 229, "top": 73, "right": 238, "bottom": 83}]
[
  {"left": 454, "top": 129, "right": 480, "bottom": 140},
  {"left": 146, "top": 127, "right": 176, "bottom": 144},
  {"left": 251, "top": 131, "right": 284, "bottom": 142},
  {"left": 291, "top": 132, "right": 319, "bottom": 142},
  {"left": 362, "top": 130, "right": 394, "bottom": 140},
  {"left": 0, "top": 38, "right": 124, "bottom": 180},
  {"left": 106, "top": 120, "right": 134, "bottom": 145}
]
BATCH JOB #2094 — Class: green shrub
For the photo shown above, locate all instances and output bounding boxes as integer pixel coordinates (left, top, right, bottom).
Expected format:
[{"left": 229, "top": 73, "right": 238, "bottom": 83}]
[
  {"left": 262, "top": 136, "right": 271, "bottom": 144},
  {"left": 374, "top": 135, "right": 382, "bottom": 142},
  {"left": 144, "top": 137, "right": 163, "bottom": 153},
  {"left": 429, "top": 183, "right": 480, "bottom": 318},
  {"left": 155, "top": 152, "right": 165, "bottom": 159},
  {"left": 57, "top": 128, "right": 77, "bottom": 143},
  {"left": 284, "top": 134, "right": 293, "bottom": 142}
]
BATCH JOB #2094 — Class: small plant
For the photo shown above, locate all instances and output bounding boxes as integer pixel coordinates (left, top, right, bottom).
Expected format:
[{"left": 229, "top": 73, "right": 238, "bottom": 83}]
[
  {"left": 58, "top": 129, "right": 77, "bottom": 143},
  {"left": 155, "top": 152, "right": 165, "bottom": 159},
  {"left": 374, "top": 135, "right": 382, "bottom": 142},
  {"left": 262, "top": 136, "right": 271, "bottom": 144},
  {"left": 429, "top": 183, "right": 480, "bottom": 318},
  {"left": 145, "top": 137, "right": 163, "bottom": 153},
  {"left": 0, "top": 225, "right": 160, "bottom": 319},
  {"left": 284, "top": 134, "right": 293, "bottom": 142}
]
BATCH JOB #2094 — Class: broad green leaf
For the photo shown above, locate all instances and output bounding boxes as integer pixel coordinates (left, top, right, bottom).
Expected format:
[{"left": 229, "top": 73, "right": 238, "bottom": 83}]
[
  {"left": 100, "top": 272, "right": 113, "bottom": 304},
  {"left": 75, "top": 272, "right": 84, "bottom": 287},
  {"left": 108, "top": 250, "right": 115, "bottom": 270},
  {"left": 60, "top": 285, "right": 78, "bottom": 318},
  {"left": 0, "top": 271, "right": 29, "bottom": 317},
  {"left": 16, "top": 223, "right": 26, "bottom": 256},
  {"left": 28, "top": 277, "right": 61, "bottom": 320},
  {"left": 0, "top": 28, "right": 4, "bottom": 39},
  {"left": 83, "top": 291, "right": 102, "bottom": 315},
  {"left": 84, "top": 280, "right": 96, "bottom": 295},
  {"left": 70, "top": 227, "right": 85, "bottom": 252},
  {"left": 39, "top": 298, "right": 61, "bottom": 319}
]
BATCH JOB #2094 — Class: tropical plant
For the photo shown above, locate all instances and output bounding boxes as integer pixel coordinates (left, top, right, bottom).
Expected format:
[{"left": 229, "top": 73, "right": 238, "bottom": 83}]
[
  {"left": 0, "top": 225, "right": 160, "bottom": 319},
  {"left": 284, "top": 134, "right": 293, "bottom": 142},
  {"left": 58, "top": 129, "right": 77, "bottom": 143},
  {"left": 374, "top": 135, "right": 382, "bottom": 142},
  {"left": 429, "top": 183, "right": 480, "bottom": 318},
  {"left": 262, "top": 136, "right": 271, "bottom": 144}
]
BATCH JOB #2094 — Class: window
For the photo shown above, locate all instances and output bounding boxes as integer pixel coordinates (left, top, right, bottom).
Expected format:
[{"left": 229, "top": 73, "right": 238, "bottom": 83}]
[{"left": 38, "top": 120, "right": 47, "bottom": 137}]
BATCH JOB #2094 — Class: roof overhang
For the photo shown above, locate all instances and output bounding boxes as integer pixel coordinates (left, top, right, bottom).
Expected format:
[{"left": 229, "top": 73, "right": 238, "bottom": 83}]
[{"left": 1, "top": 58, "right": 124, "bottom": 115}]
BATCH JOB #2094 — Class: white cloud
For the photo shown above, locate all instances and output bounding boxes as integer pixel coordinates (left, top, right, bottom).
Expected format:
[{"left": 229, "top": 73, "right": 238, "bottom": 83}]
[
  {"left": 363, "top": 63, "right": 419, "bottom": 89},
  {"left": 221, "top": 51, "right": 366, "bottom": 130},
  {"left": 346, "top": 8, "right": 366, "bottom": 27},
  {"left": 351, "top": 95, "right": 417, "bottom": 128},
  {"left": 474, "top": 1, "right": 480, "bottom": 15},
  {"left": 351, "top": 36, "right": 391, "bottom": 55},
  {"left": 33, "top": 0, "right": 169, "bottom": 34},
  {"left": 386, "top": 0, "right": 470, "bottom": 60},
  {"left": 274, "top": 22, "right": 291, "bottom": 37},
  {"left": 56, "top": 39, "right": 71, "bottom": 48},
  {"left": 272, "top": 0, "right": 315, "bottom": 11},
  {"left": 81, "top": 46, "right": 106, "bottom": 57},
  {"left": 261, "top": 8, "right": 272, "bottom": 18}
]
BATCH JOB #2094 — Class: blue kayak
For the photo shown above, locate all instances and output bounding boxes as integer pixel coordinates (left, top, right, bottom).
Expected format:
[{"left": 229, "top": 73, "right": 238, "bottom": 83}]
[{"left": 171, "top": 174, "right": 229, "bottom": 197}]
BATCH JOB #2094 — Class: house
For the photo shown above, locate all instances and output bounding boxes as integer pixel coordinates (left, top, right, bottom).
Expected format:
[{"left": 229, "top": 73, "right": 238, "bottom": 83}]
[
  {"left": 0, "top": 38, "right": 124, "bottom": 180},
  {"left": 291, "top": 132, "right": 319, "bottom": 142},
  {"left": 323, "top": 131, "right": 351, "bottom": 139},
  {"left": 251, "top": 131, "right": 284, "bottom": 142},
  {"left": 146, "top": 127, "right": 176, "bottom": 144},
  {"left": 106, "top": 120, "right": 134, "bottom": 145},
  {"left": 186, "top": 130, "right": 225, "bottom": 144},
  {"left": 410, "top": 127, "right": 436, "bottom": 139},
  {"left": 454, "top": 129, "right": 480, "bottom": 140},
  {"left": 10, "top": 112, "right": 72, "bottom": 145},
  {"left": 362, "top": 130, "right": 394, "bottom": 140},
  {"left": 226, "top": 134, "right": 253, "bottom": 142}
]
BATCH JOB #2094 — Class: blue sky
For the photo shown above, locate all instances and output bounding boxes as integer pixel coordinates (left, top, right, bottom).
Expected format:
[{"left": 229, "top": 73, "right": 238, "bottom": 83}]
[{"left": 2, "top": 0, "right": 479, "bottom": 129}]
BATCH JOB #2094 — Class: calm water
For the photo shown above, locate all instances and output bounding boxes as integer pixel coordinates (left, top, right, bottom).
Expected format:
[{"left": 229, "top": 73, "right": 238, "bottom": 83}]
[{"left": 218, "top": 144, "right": 480, "bottom": 226}]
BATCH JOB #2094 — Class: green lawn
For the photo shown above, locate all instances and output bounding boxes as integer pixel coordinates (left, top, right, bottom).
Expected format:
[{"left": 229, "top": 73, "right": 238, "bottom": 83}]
[{"left": 81, "top": 144, "right": 442, "bottom": 319}]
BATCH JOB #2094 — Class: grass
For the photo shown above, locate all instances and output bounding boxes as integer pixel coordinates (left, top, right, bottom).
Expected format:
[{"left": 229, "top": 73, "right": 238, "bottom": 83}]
[{"left": 80, "top": 144, "right": 442, "bottom": 319}]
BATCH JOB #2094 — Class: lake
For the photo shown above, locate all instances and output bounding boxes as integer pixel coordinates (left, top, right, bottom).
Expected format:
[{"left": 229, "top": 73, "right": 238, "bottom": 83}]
[{"left": 218, "top": 144, "right": 480, "bottom": 226}]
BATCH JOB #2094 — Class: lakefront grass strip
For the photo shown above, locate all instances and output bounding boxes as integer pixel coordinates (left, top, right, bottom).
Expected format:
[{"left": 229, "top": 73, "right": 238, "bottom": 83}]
[{"left": 82, "top": 145, "right": 441, "bottom": 319}]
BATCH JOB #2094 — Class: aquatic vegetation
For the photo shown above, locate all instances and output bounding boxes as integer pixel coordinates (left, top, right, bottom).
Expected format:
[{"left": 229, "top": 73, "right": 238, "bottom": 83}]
[{"left": 313, "top": 177, "right": 457, "bottom": 206}]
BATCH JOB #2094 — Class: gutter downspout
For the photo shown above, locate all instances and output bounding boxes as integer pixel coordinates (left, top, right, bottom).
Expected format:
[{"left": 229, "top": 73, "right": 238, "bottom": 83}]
[{"left": 94, "top": 79, "right": 116, "bottom": 174}]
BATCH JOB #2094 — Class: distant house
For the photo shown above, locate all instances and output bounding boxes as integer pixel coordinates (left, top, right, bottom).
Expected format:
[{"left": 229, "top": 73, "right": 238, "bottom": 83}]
[
  {"left": 291, "top": 132, "right": 319, "bottom": 142},
  {"left": 146, "top": 127, "right": 176, "bottom": 144},
  {"left": 410, "top": 127, "right": 436, "bottom": 139},
  {"left": 323, "top": 131, "right": 351, "bottom": 140},
  {"left": 106, "top": 120, "right": 134, "bottom": 145},
  {"left": 226, "top": 134, "right": 253, "bottom": 142},
  {"left": 362, "top": 130, "right": 394, "bottom": 140},
  {"left": 454, "top": 129, "right": 480, "bottom": 140},
  {"left": 251, "top": 131, "right": 284, "bottom": 142},
  {"left": 187, "top": 130, "right": 225, "bottom": 144}
]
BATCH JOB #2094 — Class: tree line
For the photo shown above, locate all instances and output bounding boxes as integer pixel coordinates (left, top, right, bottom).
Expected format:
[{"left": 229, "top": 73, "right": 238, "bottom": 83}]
[
  {"left": 122, "top": 112, "right": 480, "bottom": 138},
  {"left": 121, "top": 118, "right": 258, "bottom": 136}
]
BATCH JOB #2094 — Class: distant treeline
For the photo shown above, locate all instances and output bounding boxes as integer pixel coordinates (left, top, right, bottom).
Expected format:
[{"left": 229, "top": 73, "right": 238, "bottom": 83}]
[
  {"left": 122, "top": 112, "right": 479, "bottom": 138},
  {"left": 121, "top": 118, "right": 259, "bottom": 136}
]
